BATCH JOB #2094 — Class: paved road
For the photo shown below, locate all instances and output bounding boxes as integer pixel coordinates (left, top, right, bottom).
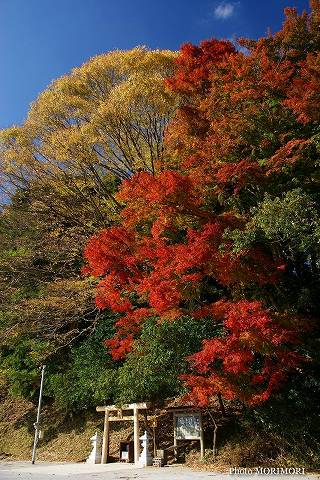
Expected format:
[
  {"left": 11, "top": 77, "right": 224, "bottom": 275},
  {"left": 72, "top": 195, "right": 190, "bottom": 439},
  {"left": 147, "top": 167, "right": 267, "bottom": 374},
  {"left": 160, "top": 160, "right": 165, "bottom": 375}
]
[{"left": 0, "top": 462, "right": 318, "bottom": 480}]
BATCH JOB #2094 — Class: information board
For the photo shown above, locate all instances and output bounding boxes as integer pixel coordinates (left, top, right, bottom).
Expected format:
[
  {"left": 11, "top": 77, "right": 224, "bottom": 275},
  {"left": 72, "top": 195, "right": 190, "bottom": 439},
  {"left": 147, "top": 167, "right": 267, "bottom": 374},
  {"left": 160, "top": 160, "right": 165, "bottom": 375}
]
[{"left": 174, "top": 413, "right": 201, "bottom": 440}]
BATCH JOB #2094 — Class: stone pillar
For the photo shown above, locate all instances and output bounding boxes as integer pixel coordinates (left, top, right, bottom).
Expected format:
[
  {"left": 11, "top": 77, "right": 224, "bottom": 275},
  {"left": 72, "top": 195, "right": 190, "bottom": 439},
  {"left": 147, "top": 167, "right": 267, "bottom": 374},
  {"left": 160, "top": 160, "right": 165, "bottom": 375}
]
[
  {"left": 139, "top": 431, "right": 153, "bottom": 467},
  {"left": 173, "top": 414, "right": 177, "bottom": 462},
  {"left": 86, "top": 432, "right": 101, "bottom": 464},
  {"left": 199, "top": 412, "right": 205, "bottom": 459}
]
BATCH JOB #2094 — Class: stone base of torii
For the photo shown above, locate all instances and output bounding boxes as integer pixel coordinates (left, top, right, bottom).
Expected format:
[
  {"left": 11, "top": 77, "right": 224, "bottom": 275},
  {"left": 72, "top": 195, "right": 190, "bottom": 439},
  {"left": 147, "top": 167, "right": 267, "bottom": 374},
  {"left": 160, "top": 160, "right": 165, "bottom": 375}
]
[{"left": 96, "top": 403, "right": 151, "bottom": 465}]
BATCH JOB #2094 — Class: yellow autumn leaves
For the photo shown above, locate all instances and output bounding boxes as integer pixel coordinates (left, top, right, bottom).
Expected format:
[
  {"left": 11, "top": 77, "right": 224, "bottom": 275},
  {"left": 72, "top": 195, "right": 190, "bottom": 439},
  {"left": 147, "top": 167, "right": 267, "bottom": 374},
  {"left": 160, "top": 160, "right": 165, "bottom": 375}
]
[{"left": 0, "top": 47, "right": 178, "bottom": 228}]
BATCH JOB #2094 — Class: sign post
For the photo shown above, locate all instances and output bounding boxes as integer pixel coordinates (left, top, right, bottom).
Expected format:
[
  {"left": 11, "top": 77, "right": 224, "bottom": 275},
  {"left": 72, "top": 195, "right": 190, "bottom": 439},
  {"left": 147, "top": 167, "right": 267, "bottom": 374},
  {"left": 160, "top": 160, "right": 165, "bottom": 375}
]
[
  {"left": 31, "top": 365, "right": 46, "bottom": 464},
  {"left": 173, "top": 412, "right": 204, "bottom": 460}
]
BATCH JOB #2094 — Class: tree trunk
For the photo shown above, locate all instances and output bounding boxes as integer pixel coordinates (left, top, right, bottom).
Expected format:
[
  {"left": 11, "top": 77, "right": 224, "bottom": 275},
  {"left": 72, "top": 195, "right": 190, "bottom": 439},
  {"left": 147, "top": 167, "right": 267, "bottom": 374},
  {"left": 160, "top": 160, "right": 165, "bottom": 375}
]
[
  {"left": 217, "top": 393, "right": 226, "bottom": 417},
  {"left": 207, "top": 409, "right": 218, "bottom": 459},
  {"left": 213, "top": 423, "right": 218, "bottom": 459}
]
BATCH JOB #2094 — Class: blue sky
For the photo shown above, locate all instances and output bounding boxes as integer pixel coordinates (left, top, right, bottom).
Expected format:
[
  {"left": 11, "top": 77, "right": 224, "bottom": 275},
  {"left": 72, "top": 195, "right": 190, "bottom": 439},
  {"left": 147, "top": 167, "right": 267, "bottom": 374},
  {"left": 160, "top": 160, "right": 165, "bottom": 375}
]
[{"left": 0, "top": 0, "right": 310, "bottom": 128}]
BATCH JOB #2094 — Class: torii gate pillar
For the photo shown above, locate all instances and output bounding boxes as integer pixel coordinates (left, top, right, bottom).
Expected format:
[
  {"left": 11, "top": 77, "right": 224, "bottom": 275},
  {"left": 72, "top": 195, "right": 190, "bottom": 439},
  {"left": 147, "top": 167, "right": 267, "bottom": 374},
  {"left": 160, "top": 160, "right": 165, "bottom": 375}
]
[
  {"left": 96, "top": 403, "right": 149, "bottom": 465},
  {"left": 133, "top": 405, "right": 140, "bottom": 464}
]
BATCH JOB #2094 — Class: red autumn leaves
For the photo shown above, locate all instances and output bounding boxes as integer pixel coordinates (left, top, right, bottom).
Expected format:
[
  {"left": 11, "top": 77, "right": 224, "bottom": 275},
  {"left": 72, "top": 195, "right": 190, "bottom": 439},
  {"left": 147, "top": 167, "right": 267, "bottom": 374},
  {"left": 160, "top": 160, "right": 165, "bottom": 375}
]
[
  {"left": 84, "top": 168, "right": 298, "bottom": 404},
  {"left": 183, "top": 300, "right": 302, "bottom": 406},
  {"left": 83, "top": 4, "right": 319, "bottom": 406}
]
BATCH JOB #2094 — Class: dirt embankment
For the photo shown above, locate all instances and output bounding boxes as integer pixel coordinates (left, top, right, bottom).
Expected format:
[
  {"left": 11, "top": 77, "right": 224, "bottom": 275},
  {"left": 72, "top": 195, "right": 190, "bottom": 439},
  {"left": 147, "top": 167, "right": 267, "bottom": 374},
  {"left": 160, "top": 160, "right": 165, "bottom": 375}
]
[
  {"left": 1, "top": 395, "right": 319, "bottom": 473},
  {"left": 0, "top": 395, "right": 136, "bottom": 462}
]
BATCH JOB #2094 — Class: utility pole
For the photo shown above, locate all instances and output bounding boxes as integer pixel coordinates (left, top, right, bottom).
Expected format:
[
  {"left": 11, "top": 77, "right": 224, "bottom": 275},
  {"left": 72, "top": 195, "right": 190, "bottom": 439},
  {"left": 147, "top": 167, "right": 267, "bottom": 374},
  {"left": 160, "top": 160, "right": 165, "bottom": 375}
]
[{"left": 31, "top": 364, "right": 45, "bottom": 464}]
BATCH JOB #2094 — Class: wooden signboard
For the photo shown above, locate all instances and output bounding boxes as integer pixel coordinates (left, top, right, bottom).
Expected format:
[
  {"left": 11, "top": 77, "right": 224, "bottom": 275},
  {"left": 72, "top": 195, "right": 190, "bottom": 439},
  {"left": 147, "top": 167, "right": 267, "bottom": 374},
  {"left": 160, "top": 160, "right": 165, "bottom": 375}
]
[{"left": 174, "top": 413, "right": 201, "bottom": 440}]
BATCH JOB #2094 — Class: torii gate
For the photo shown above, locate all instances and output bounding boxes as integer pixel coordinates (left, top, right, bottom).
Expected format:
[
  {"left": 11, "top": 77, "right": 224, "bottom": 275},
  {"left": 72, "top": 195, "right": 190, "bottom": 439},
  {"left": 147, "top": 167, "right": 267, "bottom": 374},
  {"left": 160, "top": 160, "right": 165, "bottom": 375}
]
[{"left": 96, "top": 402, "right": 150, "bottom": 465}]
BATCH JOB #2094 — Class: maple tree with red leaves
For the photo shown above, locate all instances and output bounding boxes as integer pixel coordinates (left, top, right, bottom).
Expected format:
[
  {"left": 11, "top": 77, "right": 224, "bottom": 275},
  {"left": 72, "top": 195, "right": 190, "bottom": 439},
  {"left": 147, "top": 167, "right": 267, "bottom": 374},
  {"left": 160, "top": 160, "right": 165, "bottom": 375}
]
[
  {"left": 182, "top": 300, "right": 303, "bottom": 407},
  {"left": 84, "top": 2, "right": 320, "bottom": 408}
]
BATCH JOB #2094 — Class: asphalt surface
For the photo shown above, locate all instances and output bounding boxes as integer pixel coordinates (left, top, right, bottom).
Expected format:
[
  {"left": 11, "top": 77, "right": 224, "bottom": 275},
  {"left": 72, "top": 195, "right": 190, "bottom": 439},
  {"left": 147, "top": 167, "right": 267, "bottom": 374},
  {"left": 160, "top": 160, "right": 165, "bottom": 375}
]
[{"left": 0, "top": 462, "right": 318, "bottom": 480}]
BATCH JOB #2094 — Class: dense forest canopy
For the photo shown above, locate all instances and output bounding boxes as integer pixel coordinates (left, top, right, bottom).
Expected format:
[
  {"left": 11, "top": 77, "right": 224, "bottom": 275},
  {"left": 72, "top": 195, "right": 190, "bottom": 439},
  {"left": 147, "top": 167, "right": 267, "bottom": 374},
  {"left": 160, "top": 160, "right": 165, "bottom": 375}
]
[
  {"left": 0, "top": 1, "right": 320, "bottom": 467},
  {"left": 0, "top": 46, "right": 178, "bottom": 404}
]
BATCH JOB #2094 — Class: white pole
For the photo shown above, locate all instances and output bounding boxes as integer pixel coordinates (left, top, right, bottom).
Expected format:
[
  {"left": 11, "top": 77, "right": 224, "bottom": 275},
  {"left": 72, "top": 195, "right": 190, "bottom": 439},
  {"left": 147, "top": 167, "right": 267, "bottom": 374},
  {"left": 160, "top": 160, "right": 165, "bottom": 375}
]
[{"left": 31, "top": 365, "right": 46, "bottom": 464}]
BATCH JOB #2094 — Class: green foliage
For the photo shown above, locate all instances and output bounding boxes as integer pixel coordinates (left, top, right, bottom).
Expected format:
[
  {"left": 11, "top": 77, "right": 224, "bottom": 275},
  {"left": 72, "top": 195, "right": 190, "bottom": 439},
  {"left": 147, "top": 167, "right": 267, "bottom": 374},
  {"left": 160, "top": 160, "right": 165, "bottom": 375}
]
[
  {"left": 228, "top": 188, "right": 320, "bottom": 313},
  {"left": 46, "top": 314, "right": 117, "bottom": 410},
  {"left": 251, "top": 189, "right": 320, "bottom": 255},
  {"left": 115, "top": 317, "right": 215, "bottom": 403},
  {"left": 0, "top": 339, "right": 50, "bottom": 398},
  {"left": 229, "top": 188, "right": 320, "bottom": 254}
]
